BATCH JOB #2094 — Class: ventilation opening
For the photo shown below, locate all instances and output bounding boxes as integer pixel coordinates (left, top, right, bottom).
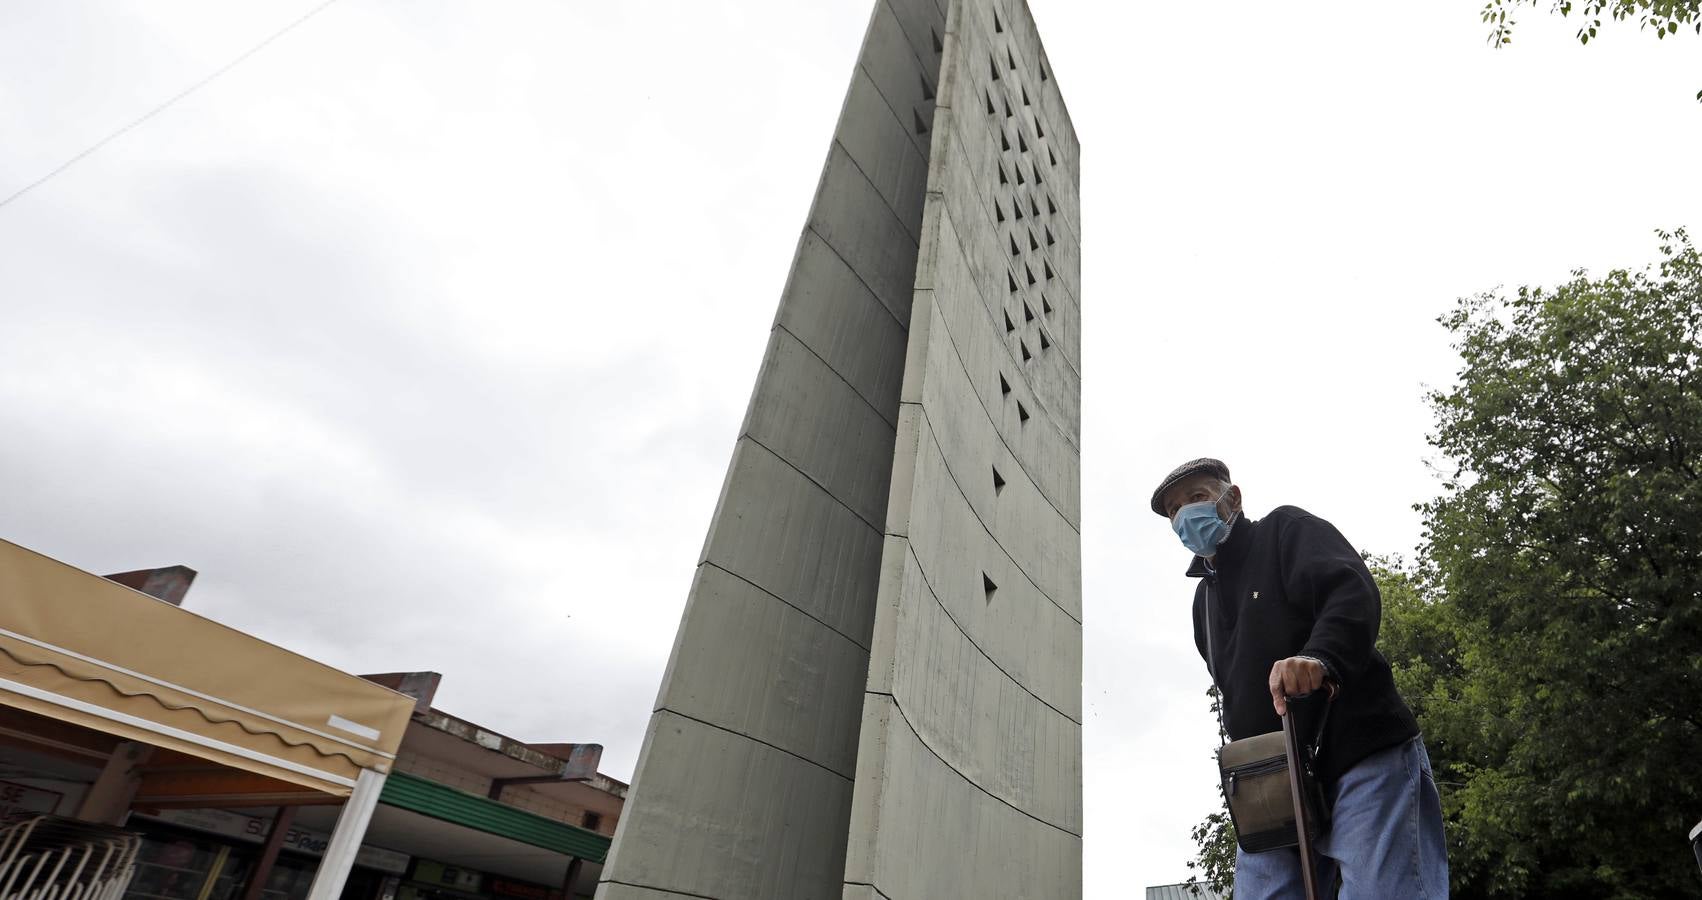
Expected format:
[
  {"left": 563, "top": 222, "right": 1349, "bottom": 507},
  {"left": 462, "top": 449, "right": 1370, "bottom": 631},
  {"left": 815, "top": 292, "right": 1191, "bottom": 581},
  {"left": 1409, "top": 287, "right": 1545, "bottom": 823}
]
[
  {"left": 995, "top": 200, "right": 1006, "bottom": 223},
  {"left": 1014, "top": 201, "right": 1024, "bottom": 221},
  {"left": 1001, "top": 130, "right": 1011, "bottom": 152},
  {"left": 1044, "top": 261, "right": 1054, "bottom": 281},
  {"left": 999, "top": 162, "right": 1008, "bottom": 185},
  {"left": 1020, "top": 342, "right": 1032, "bottom": 363},
  {"left": 1017, "top": 400, "right": 1031, "bottom": 422},
  {"left": 1036, "top": 118, "right": 1045, "bottom": 138},
  {"left": 1004, "top": 97, "right": 1013, "bottom": 119},
  {"left": 1029, "top": 230, "right": 1039, "bottom": 251},
  {"left": 1049, "top": 147, "right": 1058, "bottom": 166},
  {"left": 1040, "top": 330, "right": 1051, "bottom": 351},
  {"left": 1042, "top": 296, "right": 1054, "bottom": 316},
  {"left": 1033, "top": 165, "right": 1043, "bottom": 186},
  {"left": 913, "top": 109, "right": 929, "bottom": 135},
  {"left": 983, "top": 573, "right": 998, "bottom": 602},
  {"left": 931, "top": 27, "right": 943, "bottom": 54},
  {"left": 1007, "top": 272, "right": 1020, "bottom": 293},
  {"left": 994, "top": 11, "right": 1003, "bottom": 33},
  {"left": 921, "top": 74, "right": 935, "bottom": 101},
  {"left": 1023, "top": 301, "right": 1035, "bottom": 322},
  {"left": 990, "top": 55, "right": 1001, "bottom": 81},
  {"left": 1048, "top": 194, "right": 1057, "bottom": 215},
  {"left": 992, "top": 466, "right": 1006, "bottom": 495},
  {"left": 1018, "top": 133, "right": 1028, "bottom": 154},
  {"left": 1015, "top": 165, "right": 1025, "bottom": 186},
  {"left": 985, "top": 90, "right": 997, "bottom": 115},
  {"left": 1045, "top": 226, "right": 1055, "bottom": 246},
  {"left": 1000, "top": 372, "right": 1011, "bottom": 396},
  {"left": 1009, "top": 234, "right": 1020, "bottom": 256},
  {"left": 1041, "top": 64, "right": 1049, "bottom": 82},
  {"left": 1025, "top": 264, "right": 1036, "bottom": 286},
  {"left": 1030, "top": 196, "right": 1041, "bottom": 217},
  {"left": 1022, "top": 86, "right": 1031, "bottom": 106},
  {"left": 1008, "top": 48, "right": 1017, "bottom": 71},
  {"left": 1004, "top": 309, "right": 1016, "bottom": 333}
]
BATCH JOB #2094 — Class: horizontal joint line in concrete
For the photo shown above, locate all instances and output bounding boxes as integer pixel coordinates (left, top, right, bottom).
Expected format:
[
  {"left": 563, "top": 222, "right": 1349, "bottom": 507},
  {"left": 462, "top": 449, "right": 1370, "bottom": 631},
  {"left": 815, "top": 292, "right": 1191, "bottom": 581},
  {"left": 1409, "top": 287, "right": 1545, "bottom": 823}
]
[
  {"left": 773, "top": 322, "right": 898, "bottom": 430},
  {"left": 653, "top": 707, "right": 854, "bottom": 783},
  {"left": 804, "top": 221, "right": 910, "bottom": 334},
  {"left": 843, "top": 880, "right": 897, "bottom": 900},
  {"left": 595, "top": 879, "right": 719, "bottom": 900},
  {"left": 893, "top": 537, "right": 1081, "bottom": 723},
  {"left": 864, "top": 686, "right": 1082, "bottom": 838},
  {"left": 699, "top": 560, "right": 871, "bottom": 653},
  {"left": 737, "top": 434, "right": 887, "bottom": 537},
  {"left": 849, "top": 63, "right": 932, "bottom": 203}
]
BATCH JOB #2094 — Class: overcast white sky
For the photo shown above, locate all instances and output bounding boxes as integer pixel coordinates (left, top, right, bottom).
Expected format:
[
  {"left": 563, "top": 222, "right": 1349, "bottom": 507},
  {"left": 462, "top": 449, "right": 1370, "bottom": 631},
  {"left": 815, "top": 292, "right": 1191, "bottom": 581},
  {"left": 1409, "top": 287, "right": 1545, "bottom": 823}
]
[{"left": 2, "top": 0, "right": 1699, "bottom": 893}]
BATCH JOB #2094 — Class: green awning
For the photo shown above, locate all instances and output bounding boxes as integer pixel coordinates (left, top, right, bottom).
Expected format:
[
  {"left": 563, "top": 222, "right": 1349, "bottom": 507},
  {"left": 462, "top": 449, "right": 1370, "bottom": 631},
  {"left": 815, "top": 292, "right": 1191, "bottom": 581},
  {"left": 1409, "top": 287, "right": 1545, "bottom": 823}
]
[{"left": 379, "top": 772, "right": 611, "bottom": 863}]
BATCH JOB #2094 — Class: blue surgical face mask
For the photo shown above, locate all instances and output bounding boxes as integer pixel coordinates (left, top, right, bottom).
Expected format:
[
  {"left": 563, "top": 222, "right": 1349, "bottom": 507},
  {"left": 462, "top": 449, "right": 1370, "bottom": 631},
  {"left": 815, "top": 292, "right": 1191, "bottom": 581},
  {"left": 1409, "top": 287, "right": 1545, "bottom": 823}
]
[{"left": 1172, "top": 490, "right": 1236, "bottom": 557}]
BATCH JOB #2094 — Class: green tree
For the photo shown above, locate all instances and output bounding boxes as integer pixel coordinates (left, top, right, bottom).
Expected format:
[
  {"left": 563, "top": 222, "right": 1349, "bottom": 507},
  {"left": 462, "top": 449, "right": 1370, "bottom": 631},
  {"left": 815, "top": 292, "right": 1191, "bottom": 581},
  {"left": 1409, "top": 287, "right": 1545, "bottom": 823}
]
[{"left": 1420, "top": 229, "right": 1702, "bottom": 897}]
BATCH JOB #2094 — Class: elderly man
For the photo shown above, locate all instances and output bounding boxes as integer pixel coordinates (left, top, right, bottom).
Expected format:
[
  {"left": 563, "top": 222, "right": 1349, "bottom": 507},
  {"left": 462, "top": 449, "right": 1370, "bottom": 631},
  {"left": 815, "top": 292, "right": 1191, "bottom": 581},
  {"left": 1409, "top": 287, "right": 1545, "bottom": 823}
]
[{"left": 1153, "top": 458, "right": 1448, "bottom": 899}]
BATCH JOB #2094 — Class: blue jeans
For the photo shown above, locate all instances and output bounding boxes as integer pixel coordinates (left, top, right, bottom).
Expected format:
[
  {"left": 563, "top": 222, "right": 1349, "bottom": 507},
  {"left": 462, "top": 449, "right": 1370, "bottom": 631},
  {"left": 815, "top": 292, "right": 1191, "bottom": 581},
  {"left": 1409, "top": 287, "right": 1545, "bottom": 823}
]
[{"left": 1234, "top": 736, "right": 1448, "bottom": 899}]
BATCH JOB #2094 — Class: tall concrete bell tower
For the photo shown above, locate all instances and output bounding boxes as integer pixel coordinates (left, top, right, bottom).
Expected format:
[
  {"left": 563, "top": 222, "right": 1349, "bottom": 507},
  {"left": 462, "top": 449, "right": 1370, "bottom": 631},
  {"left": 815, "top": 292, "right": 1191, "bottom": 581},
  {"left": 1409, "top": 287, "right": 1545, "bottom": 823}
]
[{"left": 597, "top": 1, "right": 1081, "bottom": 896}]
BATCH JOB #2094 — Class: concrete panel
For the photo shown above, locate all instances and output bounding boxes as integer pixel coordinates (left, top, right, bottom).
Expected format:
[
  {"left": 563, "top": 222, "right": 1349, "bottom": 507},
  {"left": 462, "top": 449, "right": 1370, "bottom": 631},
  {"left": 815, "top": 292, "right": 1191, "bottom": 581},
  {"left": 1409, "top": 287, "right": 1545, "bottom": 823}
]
[
  {"left": 835, "top": 68, "right": 931, "bottom": 245},
  {"left": 698, "top": 440, "right": 885, "bottom": 644},
  {"left": 891, "top": 417, "right": 1082, "bottom": 711},
  {"left": 775, "top": 230, "right": 910, "bottom": 426},
  {"left": 863, "top": 539, "right": 1081, "bottom": 828},
  {"left": 743, "top": 328, "right": 898, "bottom": 528},
  {"left": 809, "top": 142, "right": 922, "bottom": 326},
  {"left": 661, "top": 564, "right": 870, "bottom": 777},
  {"left": 842, "top": 696, "right": 1082, "bottom": 899},
  {"left": 602, "top": 711, "right": 853, "bottom": 900},
  {"left": 919, "top": 205, "right": 1080, "bottom": 528}
]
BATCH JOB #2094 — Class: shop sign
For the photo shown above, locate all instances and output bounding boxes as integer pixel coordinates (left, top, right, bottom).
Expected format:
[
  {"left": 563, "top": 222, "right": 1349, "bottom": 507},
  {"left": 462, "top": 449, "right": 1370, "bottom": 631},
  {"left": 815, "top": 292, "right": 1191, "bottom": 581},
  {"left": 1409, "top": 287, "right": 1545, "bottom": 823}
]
[
  {"left": 0, "top": 780, "right": 64, "bottom": 820},
  {"left": 138, "top": 808, "right": 411, "bottom": 873},
  {"left": 409, "top": 859, "right": 482, "bottom": 892}
]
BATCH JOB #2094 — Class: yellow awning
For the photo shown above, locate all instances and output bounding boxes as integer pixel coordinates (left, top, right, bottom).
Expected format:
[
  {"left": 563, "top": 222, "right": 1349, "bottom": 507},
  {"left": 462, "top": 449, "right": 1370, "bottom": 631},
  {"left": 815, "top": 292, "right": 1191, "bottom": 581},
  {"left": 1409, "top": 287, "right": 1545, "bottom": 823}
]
[{"left": 0, "top": 540, "right": 414, "bottom": 797}]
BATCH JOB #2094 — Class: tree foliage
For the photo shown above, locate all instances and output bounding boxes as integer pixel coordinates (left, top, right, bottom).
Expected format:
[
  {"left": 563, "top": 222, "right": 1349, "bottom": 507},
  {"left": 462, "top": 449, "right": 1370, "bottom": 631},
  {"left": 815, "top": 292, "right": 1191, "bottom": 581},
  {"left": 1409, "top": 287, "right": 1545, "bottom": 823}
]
[
  {"left": 1481, "top": 0, "right": 1702, "bottom": 46},
  {"left": 1188, "top": 232, "right": 1702, "bottom": 897},
  {"left": 1418, "top": 229, "right": 1702, "bottom": 897}
]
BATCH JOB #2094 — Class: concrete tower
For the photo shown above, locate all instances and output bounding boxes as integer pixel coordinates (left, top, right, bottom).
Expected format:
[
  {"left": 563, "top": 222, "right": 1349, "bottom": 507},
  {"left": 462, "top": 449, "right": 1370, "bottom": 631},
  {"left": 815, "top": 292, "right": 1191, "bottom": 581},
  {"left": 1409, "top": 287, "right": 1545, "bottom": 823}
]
[{"left": 597, "top": 0, "right": 1080, "bottom": 896}]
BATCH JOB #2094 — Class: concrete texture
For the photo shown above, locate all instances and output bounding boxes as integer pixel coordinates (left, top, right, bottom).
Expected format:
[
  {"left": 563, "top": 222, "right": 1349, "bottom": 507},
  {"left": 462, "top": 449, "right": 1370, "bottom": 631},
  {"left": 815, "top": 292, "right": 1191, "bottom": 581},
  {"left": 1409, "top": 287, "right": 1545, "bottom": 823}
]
[
  {"left": 597, "top": 0, "right": 1078, "bottom": 896},
  {"left": 841, "top": 0, "right": 1081, "bottom": 896}
]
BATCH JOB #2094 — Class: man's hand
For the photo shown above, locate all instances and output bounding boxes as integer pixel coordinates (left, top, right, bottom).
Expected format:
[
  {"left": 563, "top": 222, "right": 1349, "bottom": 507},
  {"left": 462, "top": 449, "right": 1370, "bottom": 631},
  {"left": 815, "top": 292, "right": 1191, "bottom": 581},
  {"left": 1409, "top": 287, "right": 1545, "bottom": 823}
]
[{"left": 1268, "top": 656, "right": 1326, "bottom": 716}]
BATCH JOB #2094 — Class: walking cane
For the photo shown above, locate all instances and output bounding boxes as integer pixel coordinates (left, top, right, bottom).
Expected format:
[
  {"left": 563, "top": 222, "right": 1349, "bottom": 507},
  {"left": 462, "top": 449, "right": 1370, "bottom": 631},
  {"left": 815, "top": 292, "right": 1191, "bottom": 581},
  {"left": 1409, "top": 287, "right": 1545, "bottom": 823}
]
[
  {"left": 1282, "top": 683, "right": 1336, "bottom": 900},
  {"left": 1282, "top": 706, "right": 1322, "bottom": 900}
]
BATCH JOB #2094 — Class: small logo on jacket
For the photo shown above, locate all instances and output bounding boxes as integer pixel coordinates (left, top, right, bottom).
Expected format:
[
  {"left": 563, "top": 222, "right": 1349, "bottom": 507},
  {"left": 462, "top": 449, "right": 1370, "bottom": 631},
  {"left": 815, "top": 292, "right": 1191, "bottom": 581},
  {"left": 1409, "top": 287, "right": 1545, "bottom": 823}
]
[{"left": 1251, "top": 590, "right": 1260, "bottom": 600}]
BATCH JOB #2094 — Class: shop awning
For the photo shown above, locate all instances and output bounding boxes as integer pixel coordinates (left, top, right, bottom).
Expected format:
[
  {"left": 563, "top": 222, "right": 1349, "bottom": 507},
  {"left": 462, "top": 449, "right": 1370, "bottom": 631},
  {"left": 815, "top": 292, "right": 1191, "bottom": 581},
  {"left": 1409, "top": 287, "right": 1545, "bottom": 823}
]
[{"left": 0, "top": 539, "right": 414, "bottom": 796}]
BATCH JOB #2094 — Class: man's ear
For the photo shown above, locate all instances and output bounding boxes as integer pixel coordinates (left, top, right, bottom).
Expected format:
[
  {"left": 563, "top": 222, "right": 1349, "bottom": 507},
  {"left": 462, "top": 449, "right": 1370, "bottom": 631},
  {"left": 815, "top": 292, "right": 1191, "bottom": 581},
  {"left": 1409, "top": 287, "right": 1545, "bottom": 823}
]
[{"left": 1223, "top": 484, "right": 1242, "bottom": 515}]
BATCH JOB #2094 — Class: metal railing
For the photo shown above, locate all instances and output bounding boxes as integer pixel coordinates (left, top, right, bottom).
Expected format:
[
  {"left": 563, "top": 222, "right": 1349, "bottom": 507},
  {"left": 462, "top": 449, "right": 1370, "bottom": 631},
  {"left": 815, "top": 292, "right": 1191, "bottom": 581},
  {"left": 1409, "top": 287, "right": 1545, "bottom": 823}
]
[{"left": 0, "top": 817, "right": 140, "bottom": 900}]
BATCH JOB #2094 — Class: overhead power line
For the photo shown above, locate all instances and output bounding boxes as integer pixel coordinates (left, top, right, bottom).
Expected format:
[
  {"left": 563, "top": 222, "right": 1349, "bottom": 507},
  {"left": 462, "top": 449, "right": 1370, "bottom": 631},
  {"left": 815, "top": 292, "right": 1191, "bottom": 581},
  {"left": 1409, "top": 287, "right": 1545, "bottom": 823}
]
[{"left": 0, "top": 0, "right": 343, "bottom": 212}]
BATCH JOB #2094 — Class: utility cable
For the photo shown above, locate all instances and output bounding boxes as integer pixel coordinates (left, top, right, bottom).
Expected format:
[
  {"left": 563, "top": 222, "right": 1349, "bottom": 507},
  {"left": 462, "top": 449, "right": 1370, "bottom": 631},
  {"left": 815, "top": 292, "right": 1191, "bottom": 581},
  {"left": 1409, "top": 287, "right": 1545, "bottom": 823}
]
[{"left": 0, "top": 0, "right": 342, "bottom": 212}]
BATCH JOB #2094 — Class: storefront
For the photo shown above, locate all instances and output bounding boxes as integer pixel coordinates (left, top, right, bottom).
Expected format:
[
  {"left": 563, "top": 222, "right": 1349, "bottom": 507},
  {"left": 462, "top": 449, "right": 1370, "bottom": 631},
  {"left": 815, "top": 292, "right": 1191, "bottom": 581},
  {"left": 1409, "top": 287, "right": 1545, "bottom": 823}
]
[{"left": 0, "top": 539, "right": 416, "bottom": 900}]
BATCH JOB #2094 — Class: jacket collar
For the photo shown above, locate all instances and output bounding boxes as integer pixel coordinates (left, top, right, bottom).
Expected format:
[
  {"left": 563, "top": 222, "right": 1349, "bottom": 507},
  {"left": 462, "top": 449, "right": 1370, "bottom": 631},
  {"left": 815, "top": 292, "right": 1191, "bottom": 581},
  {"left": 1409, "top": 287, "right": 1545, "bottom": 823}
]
[{"left": 1182, "top": 511, "right": 1253, "bottom": 578}]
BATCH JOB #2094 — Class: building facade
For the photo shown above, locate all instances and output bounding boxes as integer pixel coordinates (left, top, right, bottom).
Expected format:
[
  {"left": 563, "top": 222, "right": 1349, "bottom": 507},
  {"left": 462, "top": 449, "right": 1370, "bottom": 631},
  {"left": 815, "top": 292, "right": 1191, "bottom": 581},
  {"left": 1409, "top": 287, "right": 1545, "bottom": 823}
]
[{"left": 598, "top": 0, "right": 1081, "bottom": 895}]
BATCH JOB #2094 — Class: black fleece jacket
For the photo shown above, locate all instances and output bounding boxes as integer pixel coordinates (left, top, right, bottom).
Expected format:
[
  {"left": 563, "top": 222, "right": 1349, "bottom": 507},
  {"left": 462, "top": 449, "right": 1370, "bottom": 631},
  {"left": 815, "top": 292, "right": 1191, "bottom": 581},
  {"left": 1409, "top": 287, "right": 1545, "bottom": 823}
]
[{"left": 1189, "top": 505, "right": 1419, "bottom": 784}]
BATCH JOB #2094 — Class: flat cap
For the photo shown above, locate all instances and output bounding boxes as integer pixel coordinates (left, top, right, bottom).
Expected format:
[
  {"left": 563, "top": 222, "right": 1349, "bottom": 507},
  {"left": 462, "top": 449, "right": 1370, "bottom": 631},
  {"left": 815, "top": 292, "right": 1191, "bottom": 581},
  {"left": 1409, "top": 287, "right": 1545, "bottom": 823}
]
[{"left": 1150, "top": 458, "right": 1231, "bottom": 516}]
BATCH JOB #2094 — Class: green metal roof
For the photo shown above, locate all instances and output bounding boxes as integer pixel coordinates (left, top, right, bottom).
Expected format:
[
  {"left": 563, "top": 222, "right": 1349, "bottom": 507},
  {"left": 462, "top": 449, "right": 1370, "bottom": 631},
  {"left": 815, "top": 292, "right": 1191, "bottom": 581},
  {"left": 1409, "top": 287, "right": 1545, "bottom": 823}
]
[{"left": 379, "top": 771, "right": 612, "bottom": 863}]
